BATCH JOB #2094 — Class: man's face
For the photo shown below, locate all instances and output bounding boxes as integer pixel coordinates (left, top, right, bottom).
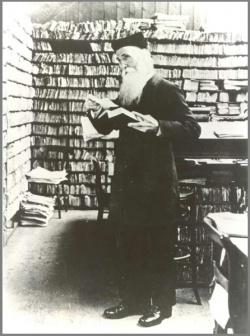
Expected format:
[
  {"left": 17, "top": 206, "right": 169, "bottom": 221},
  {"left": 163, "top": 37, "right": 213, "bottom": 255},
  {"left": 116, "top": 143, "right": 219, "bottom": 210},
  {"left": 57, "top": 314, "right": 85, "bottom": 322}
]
[{"left": 116, "top": 46, "right": 142, "bottom": 77}]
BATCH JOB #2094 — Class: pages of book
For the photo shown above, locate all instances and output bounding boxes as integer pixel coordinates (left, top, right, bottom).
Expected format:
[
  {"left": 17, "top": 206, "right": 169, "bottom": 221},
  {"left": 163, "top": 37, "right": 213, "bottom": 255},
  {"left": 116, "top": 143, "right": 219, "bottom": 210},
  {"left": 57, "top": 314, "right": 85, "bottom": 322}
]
[
  {"left": 87, "top": 94, "right": 118, "bottom": 109},
  {"left": 100, "top": 107, "right": 139, "bottom": 122},
  {"left": 81, "top": 116, "right": 103, "bottom": 141},
  {"left": 81, "top": 116, "right": 119, "bottom": 142}
]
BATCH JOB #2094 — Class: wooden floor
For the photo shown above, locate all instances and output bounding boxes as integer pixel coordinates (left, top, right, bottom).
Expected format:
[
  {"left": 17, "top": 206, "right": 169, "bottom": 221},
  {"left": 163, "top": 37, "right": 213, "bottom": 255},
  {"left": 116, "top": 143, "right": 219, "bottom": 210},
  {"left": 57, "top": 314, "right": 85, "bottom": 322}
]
[{"left": 3, "top": 210, "right": 215, "bottom": 334}]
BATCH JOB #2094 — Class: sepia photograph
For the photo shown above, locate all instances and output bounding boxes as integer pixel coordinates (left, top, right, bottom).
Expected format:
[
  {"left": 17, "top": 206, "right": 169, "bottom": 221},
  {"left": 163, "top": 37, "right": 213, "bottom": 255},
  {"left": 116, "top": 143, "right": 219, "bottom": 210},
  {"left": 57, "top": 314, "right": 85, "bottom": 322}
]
[{"left": 2, "top": 1, "right": 248, "bottom": 334}]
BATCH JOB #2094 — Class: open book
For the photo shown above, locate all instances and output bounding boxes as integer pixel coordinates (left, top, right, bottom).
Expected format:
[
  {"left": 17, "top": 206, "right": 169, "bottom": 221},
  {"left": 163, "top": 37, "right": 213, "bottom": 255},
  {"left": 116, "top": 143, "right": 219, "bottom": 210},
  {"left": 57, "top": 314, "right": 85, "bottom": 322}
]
[
  {"left": 87, "top": 94, "right": 141, "bottom": 129},
  {"left": 97, "top": 107, "right": 141, "bottom": 129}
]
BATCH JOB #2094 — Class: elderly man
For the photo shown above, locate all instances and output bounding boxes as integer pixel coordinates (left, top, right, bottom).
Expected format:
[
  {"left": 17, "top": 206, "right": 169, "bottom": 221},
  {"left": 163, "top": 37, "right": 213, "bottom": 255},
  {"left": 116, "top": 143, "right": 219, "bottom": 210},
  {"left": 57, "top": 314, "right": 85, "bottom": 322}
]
[{"left": 84, "top": 32, "right": 201, "bottom": 327}]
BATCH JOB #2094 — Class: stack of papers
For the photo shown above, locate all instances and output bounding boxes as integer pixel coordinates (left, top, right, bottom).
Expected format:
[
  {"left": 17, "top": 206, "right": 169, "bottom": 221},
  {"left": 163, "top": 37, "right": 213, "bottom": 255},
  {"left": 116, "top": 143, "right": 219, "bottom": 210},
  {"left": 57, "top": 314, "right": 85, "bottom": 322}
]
[
  {"left": 217, "top": 103, "right": 241, "bottom": 115},
  {"left": 19, "top": 192, "right": 55, "bottom": 227},
  {"left": 200, "top": 80, "right": 218, "bottom": 91},
  {"left": 123, "top": 18, "right": 154, "bottom": 30},
  {"left": 151, "top": 13, "right": 189, "bottom": 30},
  {"left": 223, "top": 79, "right": 248, "bottom": 90},
  {"left": 26, "top": 167, "right": 68, "bottom": 184},
  {"left": 183, "top": 79, "right": 199, "bottom": 91}
]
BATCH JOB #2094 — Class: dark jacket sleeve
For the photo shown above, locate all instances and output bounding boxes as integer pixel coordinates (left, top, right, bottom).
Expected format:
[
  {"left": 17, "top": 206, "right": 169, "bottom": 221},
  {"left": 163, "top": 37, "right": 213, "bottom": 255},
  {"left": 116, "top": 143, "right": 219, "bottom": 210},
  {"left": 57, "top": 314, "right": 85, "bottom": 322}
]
[{"left": 157, "top": 81, "right": 201, "bottom": 141}]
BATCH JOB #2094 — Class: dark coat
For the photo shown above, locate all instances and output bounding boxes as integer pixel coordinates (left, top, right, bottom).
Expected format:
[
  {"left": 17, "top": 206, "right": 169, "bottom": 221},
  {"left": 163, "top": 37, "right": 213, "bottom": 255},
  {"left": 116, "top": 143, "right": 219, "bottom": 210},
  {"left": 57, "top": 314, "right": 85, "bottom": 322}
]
[{"left": 90, "top": 74, "right": 201, "bottom": 228}]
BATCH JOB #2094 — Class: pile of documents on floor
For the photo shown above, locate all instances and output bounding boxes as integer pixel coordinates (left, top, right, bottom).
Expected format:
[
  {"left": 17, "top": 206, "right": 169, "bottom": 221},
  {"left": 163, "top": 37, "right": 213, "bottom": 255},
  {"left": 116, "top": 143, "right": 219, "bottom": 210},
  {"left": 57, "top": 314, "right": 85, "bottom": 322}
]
[{"left": 19, "top": 192, "right": 55, "bottom": 226}]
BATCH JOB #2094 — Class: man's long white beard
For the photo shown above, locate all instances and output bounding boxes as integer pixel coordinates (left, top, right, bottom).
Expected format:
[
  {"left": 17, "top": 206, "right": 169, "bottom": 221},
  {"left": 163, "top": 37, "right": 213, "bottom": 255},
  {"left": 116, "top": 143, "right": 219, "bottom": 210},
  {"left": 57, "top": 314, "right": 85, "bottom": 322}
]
[{"left": 118, "top": 70, "right": 149, "bottom": 108}]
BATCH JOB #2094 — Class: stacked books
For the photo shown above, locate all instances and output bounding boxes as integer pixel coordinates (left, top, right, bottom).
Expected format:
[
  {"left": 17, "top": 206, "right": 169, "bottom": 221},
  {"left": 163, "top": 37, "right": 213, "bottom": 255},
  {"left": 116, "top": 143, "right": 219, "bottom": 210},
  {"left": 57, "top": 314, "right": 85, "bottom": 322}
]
[
  {"left": 123, "top": 18, "right": 153, "bottom": 30},
  {"left": 217, "top": 103, "right": 241, "bottom": 115},
  {"left": 219, "top": 92, "right": 229, "bottom": 102},
  {"left": 26, "top": 166, "right": 68, "bottom": 184},
  {"left": 151, "top": 13, "right": 189, "bottom": 30},
  {"left": 183, "top": 79, "right": 199, "bottom": 91},
  {"left": 184, "top": 79, "right": 219, "bottom": 92},
  {"left": 199, "top": 80, "right": 218, "bottom": 91},
  {"left": 19, "top": 192, "right": 55, "bottom": 226},
  {"left": 190, "top": 106, "right": 211, "bottom": 122}
]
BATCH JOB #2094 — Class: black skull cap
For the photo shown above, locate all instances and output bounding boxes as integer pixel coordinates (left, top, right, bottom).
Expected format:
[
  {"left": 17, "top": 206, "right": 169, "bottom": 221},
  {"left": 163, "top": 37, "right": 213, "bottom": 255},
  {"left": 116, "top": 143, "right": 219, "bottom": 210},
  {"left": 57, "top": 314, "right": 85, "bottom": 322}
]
[{"left": 111, "top": 32, "right": 147, "bottom": 52}]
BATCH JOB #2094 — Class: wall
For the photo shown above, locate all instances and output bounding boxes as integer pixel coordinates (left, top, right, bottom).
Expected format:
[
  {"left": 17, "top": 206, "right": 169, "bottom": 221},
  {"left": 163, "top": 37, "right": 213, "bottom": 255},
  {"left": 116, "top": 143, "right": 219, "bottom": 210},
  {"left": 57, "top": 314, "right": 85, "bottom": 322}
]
[
  {"left": 3, "top": 13, "right": 33, "bottom": 243},
  {"left": 31, "top": 2, "right": 207, "bottom": 31}
]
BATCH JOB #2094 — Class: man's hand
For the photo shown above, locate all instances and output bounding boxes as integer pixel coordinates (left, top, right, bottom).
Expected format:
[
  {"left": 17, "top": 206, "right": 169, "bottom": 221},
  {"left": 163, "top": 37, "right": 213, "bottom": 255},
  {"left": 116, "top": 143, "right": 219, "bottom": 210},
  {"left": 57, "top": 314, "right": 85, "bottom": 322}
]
[
  {"left": 84, "top": 97, "right": 102, "bottom": 118},
  {"left": 128, "top": 111, "right": 159, "bottom": 133}
]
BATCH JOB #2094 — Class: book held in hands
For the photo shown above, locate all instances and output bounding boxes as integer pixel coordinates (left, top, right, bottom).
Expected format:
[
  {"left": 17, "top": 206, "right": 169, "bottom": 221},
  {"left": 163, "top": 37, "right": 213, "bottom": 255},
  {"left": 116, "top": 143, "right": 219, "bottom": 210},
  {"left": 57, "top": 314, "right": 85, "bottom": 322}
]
[
  {"left": 87, "top": 94, "right": 141, "bottom": 128},
  {"left": 81, "top": 94, "right": 143, "bottom": 141},
  {"left": 96, "top": 107, "right": 141, "bottom": 129}
]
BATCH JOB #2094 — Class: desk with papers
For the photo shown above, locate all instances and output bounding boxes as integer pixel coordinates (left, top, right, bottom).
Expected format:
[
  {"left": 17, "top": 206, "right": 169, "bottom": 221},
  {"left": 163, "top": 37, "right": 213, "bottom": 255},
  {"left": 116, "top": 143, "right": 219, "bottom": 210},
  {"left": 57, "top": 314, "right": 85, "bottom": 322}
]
[{"left": 173, "top": 121, "right": 248, "bottom": 159}]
